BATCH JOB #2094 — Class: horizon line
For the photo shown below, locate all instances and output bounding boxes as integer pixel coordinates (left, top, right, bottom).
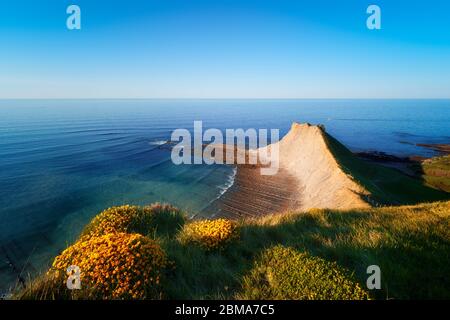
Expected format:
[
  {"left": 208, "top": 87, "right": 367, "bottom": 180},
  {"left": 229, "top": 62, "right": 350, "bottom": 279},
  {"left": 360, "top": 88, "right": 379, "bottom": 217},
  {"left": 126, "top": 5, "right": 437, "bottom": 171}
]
[{"left": 1, "top": 98, "right": 450, "bottom": 101}]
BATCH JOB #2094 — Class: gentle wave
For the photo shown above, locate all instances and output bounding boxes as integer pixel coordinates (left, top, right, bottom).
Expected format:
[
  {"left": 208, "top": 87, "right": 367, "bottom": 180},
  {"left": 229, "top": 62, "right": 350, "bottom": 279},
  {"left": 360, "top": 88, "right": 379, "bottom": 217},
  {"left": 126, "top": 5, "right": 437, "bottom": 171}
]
[
  {"left": 216, "top": 166, "right": 237, "bottom": 200},
  {"left": 148, "top": 140, "right": 168, "bottom": 146}
]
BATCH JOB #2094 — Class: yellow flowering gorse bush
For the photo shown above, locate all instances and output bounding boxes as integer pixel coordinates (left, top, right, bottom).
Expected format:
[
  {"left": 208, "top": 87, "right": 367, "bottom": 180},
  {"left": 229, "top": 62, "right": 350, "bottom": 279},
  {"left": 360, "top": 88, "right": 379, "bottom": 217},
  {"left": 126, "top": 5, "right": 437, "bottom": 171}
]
[
  {"left": 82, "top": 203, "right": 185, "bottom": 239},
  {"left": 48, "top": 232, "right": 167, "bottom": 299},
  {"left": 82, "top": 205, "right": 151, "bottom": 238},
  {"left": 179, "top": 218, "right": 238, "bottom": 250}
]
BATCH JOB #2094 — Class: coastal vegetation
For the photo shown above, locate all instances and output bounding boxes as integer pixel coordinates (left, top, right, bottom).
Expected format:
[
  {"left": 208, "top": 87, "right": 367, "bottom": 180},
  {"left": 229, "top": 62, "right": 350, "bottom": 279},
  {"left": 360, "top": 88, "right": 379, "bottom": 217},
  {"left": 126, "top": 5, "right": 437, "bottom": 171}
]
[
  {"left": 324, "top": 132, "right": 449, "bottom": 205},
  {"left": 14, "top": 124, "right": 450, "bottom": 300},
  {"left": 420, "top": 155, "right": 450, "bottom": 193},
  {"left": 81, "top": 203, "right": 186, "bottom": 239},
  {"left": 17, "top": 201, "right": 450, "bottom": 300},
  {"left": 50, "top": 233, "right": 167, "bottom": 299},
  {"left": 238, "top": 245, "right": 370, "bottom": 300},
  {"left": 178, "top": 218, "right": 238, "bottom": 250}
]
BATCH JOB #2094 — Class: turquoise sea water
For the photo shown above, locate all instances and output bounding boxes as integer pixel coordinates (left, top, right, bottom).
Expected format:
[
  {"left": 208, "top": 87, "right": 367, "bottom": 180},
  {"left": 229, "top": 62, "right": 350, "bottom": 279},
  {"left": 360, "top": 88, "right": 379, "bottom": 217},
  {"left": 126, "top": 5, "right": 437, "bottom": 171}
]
[{"left": 0, "top": 99, "right": 449, "bottom": 292}]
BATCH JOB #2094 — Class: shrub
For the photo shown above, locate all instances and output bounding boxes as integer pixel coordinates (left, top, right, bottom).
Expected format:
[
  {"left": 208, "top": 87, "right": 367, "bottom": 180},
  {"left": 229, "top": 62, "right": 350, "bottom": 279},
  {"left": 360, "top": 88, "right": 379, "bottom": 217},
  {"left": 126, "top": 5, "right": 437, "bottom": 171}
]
[
  {"left": 82, "top": 203, "right": 186, "bottom": 239},
  {"left": 179, "top": 218, "right": 238, "bottom": 250},
  {"left": 146, "top": 203, "right": 187, "bottom": 238},
  {"left": 238, "top": 245, "right": 370, "bottom": 300},
  {"left": 47, "top": 233, "right": 167, "bottom": 299}
]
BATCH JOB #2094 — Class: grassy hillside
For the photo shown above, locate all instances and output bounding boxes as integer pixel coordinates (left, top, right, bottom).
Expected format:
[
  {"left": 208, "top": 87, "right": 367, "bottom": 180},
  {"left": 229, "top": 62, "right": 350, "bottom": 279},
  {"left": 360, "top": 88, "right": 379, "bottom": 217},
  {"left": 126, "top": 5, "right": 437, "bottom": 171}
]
[
  {"left": 323, "top": 131, "right": 450, "bottom": 205},
  {"left": 420, "top": 155, "right": 450, "bottom": 193},
  {"left": 17, "top": 201, "right": 450, "bottom": 300}
]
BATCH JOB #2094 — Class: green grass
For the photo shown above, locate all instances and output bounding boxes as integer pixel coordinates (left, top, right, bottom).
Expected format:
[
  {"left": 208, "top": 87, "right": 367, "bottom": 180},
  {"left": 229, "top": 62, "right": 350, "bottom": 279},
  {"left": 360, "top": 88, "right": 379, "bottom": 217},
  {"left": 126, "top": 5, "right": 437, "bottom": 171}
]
[
  {"left": 17, "top": 201, "right": 450, "bottom": 300},
  {"left": 81, "top": 203, "right": 186, "bottom": 239},
  {"left": 238, "top": 245, "right": 370, "bottom": 300},
  {"left": 420, "top": 155, "right": 450, "bottom": 193},
  {"left": 323, "top": 132, "right": 450, "bottom": 205},
  {"left": 161, "top": 201, "right": 449, "bottom": 300},
  {"left": 14, "top": 127, "right": 450, "bottom": 300}
]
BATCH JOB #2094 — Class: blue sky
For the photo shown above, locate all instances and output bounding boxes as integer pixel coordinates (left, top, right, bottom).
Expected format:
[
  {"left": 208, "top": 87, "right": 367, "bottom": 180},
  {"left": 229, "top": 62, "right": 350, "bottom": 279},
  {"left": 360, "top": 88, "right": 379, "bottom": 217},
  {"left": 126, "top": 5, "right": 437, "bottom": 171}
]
[{"left": 0, "top": 0, "right": 449, "bottom": 98}]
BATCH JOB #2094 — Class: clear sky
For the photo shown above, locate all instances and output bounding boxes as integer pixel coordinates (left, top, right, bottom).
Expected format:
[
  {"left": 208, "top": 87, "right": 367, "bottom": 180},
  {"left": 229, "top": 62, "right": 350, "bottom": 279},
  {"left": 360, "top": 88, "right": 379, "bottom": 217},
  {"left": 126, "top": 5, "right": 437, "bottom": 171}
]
[{"left": 1, "top": 0, "right": 449, "bottom": 99}]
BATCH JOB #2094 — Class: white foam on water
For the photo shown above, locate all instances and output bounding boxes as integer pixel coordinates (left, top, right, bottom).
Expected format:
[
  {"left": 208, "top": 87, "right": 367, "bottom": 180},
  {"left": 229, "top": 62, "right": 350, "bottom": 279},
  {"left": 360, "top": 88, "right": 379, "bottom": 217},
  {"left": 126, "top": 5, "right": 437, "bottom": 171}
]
[
  {"left": 148, "top": 140, "right": 168, "bottom": 146},
  {"left": 196, "top": 166, "right": 237, "bottom": 219},
  {"left": 218, "top": 166, "right": 237, "bottom": 198},
  {"left": 209, "top": 166, "right": 237, "bottom": 204}
]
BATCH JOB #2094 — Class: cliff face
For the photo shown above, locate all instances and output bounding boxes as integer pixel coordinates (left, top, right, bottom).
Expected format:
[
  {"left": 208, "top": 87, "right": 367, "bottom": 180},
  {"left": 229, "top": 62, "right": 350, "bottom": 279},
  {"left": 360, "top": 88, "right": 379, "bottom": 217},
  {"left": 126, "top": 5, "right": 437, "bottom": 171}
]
[
  {"left": 260, "top": 122, "right": 371, "bottom": 210},
  {"left": 208, "top": 121, "right": 430, "bottom": 218}
]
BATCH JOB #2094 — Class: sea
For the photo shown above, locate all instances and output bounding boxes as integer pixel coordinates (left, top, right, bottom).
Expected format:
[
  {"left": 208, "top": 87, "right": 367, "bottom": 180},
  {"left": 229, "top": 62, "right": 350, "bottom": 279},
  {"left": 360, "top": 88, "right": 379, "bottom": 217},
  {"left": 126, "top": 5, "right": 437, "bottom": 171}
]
[{"left": 0, "top": 99, "right": 449, "bottom": 292}]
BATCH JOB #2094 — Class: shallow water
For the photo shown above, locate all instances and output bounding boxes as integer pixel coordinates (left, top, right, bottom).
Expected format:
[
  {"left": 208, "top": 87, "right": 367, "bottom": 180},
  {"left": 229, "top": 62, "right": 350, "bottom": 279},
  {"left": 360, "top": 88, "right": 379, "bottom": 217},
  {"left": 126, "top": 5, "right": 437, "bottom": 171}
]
[{"left": 0, "top": 99, "right": 449, "bottom": 291}]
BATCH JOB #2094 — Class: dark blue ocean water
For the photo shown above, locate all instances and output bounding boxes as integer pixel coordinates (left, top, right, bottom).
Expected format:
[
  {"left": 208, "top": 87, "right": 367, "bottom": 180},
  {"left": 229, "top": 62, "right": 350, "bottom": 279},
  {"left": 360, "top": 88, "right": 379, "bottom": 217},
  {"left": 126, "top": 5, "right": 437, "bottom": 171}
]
[{"left": 0, "top": 99, "right": 449, "bottom": 291}]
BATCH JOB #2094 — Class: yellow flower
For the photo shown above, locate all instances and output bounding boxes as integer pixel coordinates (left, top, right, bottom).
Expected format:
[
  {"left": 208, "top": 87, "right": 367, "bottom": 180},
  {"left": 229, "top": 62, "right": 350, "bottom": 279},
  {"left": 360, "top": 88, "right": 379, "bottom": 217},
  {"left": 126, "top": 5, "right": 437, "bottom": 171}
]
[
  {"left": 179, "top": 219, "right": 238, "bottom": 250},
  {"left": 47, "top": 232, "right": 167, "bottom": 299},
  {"left": 80, "top": 203, "right": 185, "bottom": 239}
]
